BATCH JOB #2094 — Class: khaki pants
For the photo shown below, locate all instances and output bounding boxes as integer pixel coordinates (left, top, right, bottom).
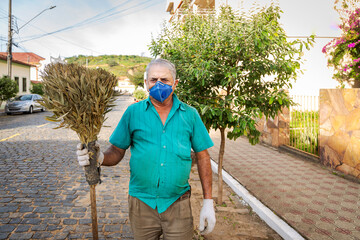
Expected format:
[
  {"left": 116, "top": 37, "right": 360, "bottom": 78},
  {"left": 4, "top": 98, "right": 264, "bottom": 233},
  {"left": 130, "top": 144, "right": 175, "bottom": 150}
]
[{"left": 128, "top": 195, "right": 194, "bottom": 240}]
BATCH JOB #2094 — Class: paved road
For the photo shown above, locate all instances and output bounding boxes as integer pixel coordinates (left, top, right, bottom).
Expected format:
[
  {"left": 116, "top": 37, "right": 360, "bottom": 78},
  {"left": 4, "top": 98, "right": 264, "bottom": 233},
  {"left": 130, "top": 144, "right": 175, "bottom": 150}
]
[{"left": 0, "top": 96, "right": 134, "bottom": 240}]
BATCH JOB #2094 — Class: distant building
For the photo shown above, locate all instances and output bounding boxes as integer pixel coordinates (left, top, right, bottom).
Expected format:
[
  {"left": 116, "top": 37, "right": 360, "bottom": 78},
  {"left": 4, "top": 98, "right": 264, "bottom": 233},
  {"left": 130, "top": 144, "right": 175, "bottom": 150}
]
[
  {"left": 166, "top": 0, "right": 215, "bottom": 21},
  {"left": 51, "top": 55, "right": 66, "bottom": 64},
  {"left": 0, "top": 52, "right": 45, "bottom": 83},
  {"left": 116, "top": 77, "right": 136, "bottom": 94},
  {"left": 0, "top": 53, "right": 35, "bottom": 94}
]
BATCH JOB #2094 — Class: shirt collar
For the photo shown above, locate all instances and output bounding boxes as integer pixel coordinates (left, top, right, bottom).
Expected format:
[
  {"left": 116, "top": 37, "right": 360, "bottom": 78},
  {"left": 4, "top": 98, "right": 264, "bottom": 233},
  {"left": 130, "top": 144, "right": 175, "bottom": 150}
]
[{"left": 145, "top": 94, "right": 185, "bottom": 111}]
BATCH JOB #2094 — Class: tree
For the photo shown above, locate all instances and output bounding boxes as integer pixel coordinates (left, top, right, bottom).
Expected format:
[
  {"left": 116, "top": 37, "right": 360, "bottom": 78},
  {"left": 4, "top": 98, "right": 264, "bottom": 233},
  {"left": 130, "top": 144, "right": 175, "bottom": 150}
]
[
  {"left": 0, "top": 75, "right": 18, "bottom": 107},
  {"left": 133, "top": 88, "right": 147, "bottom": 101},
  {"left": 323, "top": 2, "right": 360, "bottom": 87},
  {"left": 150, "top": 5, "right": 313, "bottom": 204},
  {"left": 107, "top": 59, "right": 119, "bottom": 67},
  {"left": 30, "top": 82, "right": 44, "bottom": 95},
  {"left": 128, "top": 66, "right": 146, "bottom": 87}
]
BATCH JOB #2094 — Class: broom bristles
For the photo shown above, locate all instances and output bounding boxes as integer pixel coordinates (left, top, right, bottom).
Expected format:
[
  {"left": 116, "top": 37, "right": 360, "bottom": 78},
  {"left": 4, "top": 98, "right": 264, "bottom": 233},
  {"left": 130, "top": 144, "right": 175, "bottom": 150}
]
[{"left": 40, "top": 63, "right": 118, "bottom": 144}]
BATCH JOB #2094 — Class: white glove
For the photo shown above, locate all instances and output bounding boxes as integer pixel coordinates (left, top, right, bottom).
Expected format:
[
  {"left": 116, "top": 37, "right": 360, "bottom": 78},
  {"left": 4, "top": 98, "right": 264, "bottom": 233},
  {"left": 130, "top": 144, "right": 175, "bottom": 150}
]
[
  {"left": 199, "top": 199, "right": 216, "bottom": 235},
  {"left": 76, "top": 142, "right": 104, "bottom": 167}
]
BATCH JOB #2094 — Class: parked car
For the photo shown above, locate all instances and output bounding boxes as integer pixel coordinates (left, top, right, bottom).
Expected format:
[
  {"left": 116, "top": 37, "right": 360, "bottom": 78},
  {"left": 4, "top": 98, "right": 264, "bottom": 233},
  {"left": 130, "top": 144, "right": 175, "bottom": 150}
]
[{"left": 5, "top": 94, "right": 45, "bottom": 115}]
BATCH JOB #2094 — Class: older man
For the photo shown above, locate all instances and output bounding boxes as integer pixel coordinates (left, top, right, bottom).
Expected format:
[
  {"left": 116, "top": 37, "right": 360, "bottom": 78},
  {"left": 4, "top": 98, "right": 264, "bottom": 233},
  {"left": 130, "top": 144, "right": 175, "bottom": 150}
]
[{"left": 77, "top": 58, "right": 216, "bottom": 240}]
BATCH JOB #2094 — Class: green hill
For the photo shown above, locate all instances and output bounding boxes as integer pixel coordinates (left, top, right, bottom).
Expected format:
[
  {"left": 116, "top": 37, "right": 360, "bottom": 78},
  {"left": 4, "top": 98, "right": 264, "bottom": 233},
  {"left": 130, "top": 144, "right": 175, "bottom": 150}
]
[{"left": 65, "top": 55, "right": 151, "bottom": 78}]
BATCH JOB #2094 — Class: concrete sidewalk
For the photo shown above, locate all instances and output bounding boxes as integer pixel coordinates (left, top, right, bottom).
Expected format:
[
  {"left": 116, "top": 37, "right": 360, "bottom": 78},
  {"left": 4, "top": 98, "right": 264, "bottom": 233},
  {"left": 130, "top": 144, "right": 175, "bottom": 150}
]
[{"left": 208, "top": 130, "right": 360, "bottom": 240}]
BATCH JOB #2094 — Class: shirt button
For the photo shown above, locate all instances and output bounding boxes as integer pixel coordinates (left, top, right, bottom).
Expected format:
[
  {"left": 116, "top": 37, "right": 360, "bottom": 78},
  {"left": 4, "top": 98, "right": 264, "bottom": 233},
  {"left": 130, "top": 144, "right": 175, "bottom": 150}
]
[
  {"left": 161, "top": 163, "right": 164, "bottom": 166},
  {"left": 163, "top": 145, "right": 166, "bottom": 149},
  {"left": 163, "top": 130, "right": 165, "bottom": 133}
]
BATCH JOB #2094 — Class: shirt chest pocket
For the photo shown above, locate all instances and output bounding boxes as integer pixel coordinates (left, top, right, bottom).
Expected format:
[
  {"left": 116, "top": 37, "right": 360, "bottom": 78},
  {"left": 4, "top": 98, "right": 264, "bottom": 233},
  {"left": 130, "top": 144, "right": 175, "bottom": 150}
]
[{"left": 173, "top": 130, "right": 192, "bottom": 160}]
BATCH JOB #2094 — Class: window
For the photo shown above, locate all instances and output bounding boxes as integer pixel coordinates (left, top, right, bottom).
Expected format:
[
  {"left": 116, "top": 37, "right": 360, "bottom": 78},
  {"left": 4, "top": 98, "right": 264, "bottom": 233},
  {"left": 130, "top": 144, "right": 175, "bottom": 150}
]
[
  {"left": 22, "top": 78, "right": 27, "bottom": 92},
  {"left": 14, "top": 77, "right": 19, "bottom": 91}
]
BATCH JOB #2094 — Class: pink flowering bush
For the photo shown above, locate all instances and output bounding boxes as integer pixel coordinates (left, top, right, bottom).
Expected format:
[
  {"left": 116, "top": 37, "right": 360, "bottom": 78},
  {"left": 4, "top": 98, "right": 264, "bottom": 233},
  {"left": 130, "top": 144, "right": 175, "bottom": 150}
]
[{"left": 323, "top": 7, "right": 360, "bottom": 87}]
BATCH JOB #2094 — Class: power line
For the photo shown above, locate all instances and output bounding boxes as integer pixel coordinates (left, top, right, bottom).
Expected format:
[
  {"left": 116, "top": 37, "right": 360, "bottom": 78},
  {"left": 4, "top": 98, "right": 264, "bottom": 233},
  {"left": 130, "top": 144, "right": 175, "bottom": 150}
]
[
  {"left": 17, "top": 0, "right": 135, "bottom": 42},
  {"left": 18, "top": 0, "right": 161, "bottom": 43}
]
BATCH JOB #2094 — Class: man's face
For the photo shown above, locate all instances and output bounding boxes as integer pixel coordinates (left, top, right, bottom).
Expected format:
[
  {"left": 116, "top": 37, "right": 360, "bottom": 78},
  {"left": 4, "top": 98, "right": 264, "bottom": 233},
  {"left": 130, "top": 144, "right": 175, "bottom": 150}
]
[{"left": 146, "top": 64, "right": 178, "bottom": 91}]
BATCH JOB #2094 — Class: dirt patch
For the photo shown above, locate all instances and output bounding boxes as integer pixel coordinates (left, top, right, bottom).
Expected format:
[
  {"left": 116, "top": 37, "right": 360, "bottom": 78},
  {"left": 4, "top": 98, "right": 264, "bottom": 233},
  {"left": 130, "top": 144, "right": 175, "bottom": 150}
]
[{"left": 189, "top": 165, "right": 282, "bottom": 240}]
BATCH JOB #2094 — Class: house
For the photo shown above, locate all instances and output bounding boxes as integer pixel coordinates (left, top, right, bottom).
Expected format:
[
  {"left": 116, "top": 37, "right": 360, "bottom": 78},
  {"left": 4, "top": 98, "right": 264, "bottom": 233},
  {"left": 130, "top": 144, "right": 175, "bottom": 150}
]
[
  {"left": 166, "top": 0, "right": 215, "bottom": 21},
  {"left": 116, "top": 76, "right": 136, "bottom": 94},
  {"left": 0, "top": 53, "right": 35, "bottom": 94},
  {"left": 0, "top": 52, "right": 45, "bottom": 82}
]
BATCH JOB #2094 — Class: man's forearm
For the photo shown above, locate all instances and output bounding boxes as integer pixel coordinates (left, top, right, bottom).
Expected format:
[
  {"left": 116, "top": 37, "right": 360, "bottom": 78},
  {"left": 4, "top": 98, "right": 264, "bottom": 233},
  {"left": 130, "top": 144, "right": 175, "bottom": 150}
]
[
  {"left": 102, "top": 144, "right": 126, "bottom": 166},
  {"left": 196, "top": 149, "right": 212, "bottom": 199}
]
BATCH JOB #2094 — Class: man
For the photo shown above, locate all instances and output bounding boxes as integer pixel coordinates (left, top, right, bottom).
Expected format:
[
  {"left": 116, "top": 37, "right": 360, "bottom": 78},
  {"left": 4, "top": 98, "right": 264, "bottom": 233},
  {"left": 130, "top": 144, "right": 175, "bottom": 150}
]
[{"left": 77, "top": 58, "right": 216, "bottom": 240}]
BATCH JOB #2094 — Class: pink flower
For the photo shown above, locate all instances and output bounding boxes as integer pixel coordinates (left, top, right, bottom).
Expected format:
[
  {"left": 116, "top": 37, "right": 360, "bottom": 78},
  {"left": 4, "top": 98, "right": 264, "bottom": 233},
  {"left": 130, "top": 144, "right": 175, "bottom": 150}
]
[
  {"left": 344, "top": 68, "right": 347, "bottom": 71},
  {"left": 354, "top": 58, "right": 360, "bottom": 62},
  {"left": 348, "top": 43, "right": 356, "bottom": 48}
]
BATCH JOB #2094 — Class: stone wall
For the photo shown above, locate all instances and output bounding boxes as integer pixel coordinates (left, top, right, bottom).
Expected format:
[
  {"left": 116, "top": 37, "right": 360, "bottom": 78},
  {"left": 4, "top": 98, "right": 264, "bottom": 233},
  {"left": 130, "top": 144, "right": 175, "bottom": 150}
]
[
  {"left": 319, "top": 89, "right": 360, "bottom": 178},
  {"left": 257, "top": 107, "right": 290, "bottom": 147}
]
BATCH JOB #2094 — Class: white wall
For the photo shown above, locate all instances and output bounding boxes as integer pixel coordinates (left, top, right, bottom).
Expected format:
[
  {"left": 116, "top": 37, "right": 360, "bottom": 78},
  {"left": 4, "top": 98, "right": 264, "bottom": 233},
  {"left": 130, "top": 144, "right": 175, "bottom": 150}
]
[
  {"left": 0, "top": 60, "right": 31, "bottom": 94},
  {"left": 30, "top": 67, "right": 37, "bottom": 81}
]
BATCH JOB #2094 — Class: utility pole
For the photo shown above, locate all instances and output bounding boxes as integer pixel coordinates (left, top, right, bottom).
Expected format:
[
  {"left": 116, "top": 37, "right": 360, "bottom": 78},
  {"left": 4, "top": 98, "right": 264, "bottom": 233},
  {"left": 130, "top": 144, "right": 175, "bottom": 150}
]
[
  {"left": 7, "top": 0, "right": 12, "bottom": 79},
  {"left": 6, "top": 3, "right": 56, "bottom": 79}
]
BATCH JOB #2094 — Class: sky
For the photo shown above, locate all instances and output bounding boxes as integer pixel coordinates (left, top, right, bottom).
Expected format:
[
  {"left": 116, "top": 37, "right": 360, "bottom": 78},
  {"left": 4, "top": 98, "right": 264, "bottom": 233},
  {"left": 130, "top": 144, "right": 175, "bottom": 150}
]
[{"left": 0, "top": 0, "right": 344, "bottom": 95}]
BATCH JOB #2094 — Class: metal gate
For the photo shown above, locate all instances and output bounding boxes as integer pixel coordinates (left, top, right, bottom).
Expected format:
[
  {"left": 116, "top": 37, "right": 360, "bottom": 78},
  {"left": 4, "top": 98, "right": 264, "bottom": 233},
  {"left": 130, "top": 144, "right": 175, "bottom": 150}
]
[{"left": 288, "top": 95, "right": 319, "bottom": 156}]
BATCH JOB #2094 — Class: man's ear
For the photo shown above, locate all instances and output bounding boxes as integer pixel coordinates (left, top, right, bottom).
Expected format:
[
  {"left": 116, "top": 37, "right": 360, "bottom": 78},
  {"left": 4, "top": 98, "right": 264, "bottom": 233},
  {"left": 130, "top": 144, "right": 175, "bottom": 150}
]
[
  {"left": 173, "top": 79, "right": 179, "bottom": 89},
  {"left": 145, "top": 80, "right": 149, "bottom": 92}
]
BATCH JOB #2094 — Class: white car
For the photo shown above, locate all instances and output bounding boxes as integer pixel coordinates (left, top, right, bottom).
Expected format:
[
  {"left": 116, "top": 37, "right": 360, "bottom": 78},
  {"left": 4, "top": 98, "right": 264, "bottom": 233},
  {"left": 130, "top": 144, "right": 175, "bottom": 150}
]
[{"left": 5, "top": 94, "right": 45, "bottom": 115}]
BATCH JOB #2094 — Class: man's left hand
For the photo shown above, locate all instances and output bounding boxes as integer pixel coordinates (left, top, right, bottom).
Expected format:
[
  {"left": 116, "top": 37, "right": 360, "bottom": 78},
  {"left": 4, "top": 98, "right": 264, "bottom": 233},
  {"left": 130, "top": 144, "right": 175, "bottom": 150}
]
[{"left": 199, "top": 199, "right": 216, "bottom": 235}]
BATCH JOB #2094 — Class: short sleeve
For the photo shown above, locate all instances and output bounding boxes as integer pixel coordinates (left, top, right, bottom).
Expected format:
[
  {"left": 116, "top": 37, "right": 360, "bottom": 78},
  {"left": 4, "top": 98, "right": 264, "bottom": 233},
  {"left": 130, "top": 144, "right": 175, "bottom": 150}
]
[
  {"left": 191, "top": 110, "right": 214, "bottom": 153},
  {"left": 109, "top": 107, "right": 132, "bottom": 150}
]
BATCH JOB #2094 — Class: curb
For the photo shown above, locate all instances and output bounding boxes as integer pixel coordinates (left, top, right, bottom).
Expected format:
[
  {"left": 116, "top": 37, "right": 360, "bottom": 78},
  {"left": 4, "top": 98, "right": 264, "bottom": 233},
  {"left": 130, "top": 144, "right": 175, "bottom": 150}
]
[{"left": 210, "top": 159, "right": 305, "bottom": 240}]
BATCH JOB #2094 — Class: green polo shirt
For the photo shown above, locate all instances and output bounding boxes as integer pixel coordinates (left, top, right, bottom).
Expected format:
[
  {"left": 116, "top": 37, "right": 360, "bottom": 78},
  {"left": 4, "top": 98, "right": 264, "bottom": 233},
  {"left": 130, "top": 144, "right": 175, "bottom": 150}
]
[{"left": 109, "top": 94, "right": 213, "bottom": 213}]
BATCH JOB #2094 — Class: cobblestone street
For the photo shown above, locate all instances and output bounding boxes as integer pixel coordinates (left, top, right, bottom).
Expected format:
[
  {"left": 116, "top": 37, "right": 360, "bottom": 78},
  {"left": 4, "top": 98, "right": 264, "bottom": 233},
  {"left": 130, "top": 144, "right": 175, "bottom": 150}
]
[
  {"left": 0, "top": 96, "right": 134, "bottom": 239},
  {"left": 0, "top": 95, "right": 283, "bottom": 240}
]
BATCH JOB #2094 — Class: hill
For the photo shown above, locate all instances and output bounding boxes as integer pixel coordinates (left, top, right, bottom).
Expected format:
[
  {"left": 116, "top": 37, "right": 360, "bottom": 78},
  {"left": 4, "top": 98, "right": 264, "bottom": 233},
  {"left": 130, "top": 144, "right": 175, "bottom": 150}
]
[{"left": 65, "top": 55, "right": 151, "bottom": 78}]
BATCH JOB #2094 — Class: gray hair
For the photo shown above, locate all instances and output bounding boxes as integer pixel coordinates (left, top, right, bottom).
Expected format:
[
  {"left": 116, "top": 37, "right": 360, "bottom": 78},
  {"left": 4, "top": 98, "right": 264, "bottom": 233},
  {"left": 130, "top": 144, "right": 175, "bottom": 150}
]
[{"left": 145, "top": 58, "right": 177, "bottom": 81}]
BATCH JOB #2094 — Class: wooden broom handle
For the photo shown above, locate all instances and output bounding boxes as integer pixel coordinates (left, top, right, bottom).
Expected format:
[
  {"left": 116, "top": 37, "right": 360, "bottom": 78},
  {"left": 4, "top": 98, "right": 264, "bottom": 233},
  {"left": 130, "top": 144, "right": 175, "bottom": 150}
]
[{"left": 90, "top": 185, "right": 98, "bottom": 240}]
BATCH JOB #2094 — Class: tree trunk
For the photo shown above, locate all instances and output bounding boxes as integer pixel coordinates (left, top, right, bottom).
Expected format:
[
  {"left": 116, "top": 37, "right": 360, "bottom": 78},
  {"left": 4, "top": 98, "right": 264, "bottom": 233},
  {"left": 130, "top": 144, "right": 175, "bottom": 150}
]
[{"left": 217, "top": 127, "right": 226, "bottom": 205}]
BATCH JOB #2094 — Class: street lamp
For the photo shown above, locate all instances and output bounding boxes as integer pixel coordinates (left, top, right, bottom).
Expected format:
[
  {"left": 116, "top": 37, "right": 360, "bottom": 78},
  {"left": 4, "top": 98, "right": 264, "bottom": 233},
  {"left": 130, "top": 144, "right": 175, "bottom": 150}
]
[
  {"left": 18, "top": 6, "right": 56, "bottom": 31},
  {"left": 7, "top": 2, "right": 56, "bottom": 79}
]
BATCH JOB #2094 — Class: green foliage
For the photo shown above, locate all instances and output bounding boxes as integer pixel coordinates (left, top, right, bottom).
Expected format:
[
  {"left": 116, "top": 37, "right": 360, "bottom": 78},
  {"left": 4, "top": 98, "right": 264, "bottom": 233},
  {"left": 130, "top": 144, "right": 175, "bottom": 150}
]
[
  {"left": 150, "top": 5, "right": 314, "bottom": 145},
  {"left": 128, "top": 65, "right": 146, "bottom": 87},
  {"left": 289, "top": 110, "right": 319, "bottom": 155},
  {"left": 107, "top": 59, "right": 119, "bottom": 67},
  {"left": 323, "top": 5, "right": 360, "bottom": 87},
  {"left": 40, "top": 63, "right": 118, "bottom": 144},
  {"left": 133, "top": 88, "right": 147, "bottom": 100},
  {"left": 30, "top": 83, "right": 44, "bottom": 95},
  {"left": 0, "top": 75, "right": 18, "bottom": 105}
]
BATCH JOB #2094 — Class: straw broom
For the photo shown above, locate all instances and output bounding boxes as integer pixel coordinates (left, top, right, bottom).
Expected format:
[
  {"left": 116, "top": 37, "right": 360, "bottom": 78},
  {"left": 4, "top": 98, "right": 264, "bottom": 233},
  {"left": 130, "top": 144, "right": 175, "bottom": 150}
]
[{"left": 40, "top": 63, "right": 118, "bottom": 240}]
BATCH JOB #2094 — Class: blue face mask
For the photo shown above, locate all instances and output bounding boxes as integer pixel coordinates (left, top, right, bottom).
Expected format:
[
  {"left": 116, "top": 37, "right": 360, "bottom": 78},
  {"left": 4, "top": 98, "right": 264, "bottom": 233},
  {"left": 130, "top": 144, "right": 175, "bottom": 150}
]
[{"left": 149, "top": 81, "right": 173, "bottom": 103}]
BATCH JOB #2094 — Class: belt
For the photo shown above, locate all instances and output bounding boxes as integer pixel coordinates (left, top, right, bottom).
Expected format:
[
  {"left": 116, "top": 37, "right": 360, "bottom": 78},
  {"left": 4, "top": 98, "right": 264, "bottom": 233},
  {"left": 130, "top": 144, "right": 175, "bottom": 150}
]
[{"left": 177, "top": 190, "right": 191, "bottom": 202}]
